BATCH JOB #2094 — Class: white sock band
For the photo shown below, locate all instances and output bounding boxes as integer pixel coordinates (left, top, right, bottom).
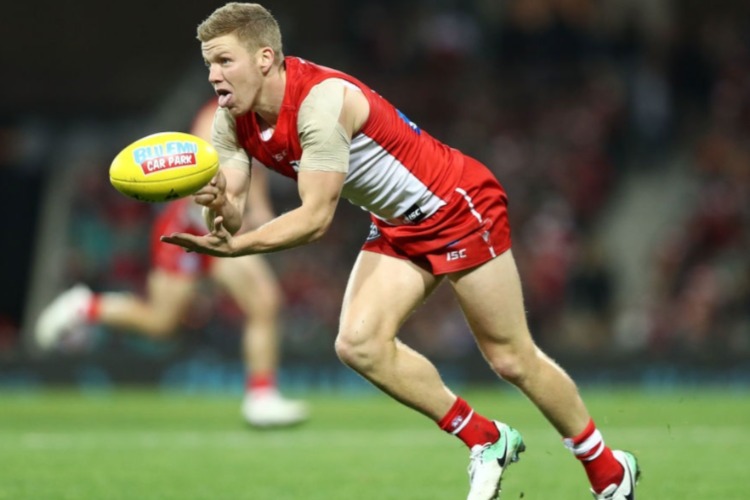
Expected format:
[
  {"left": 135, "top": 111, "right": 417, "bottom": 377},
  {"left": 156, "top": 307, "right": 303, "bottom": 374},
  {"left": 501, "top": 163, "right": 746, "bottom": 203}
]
[{"left": 568, "top": 429, "right": 605, "bottom": 461}]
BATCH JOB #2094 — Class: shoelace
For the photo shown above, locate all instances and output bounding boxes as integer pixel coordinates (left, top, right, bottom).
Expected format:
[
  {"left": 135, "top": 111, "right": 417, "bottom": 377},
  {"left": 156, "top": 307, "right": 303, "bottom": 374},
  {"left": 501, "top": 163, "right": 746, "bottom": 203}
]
[{"left": 467, "top": 443, "right": 493, "bottom": 479}]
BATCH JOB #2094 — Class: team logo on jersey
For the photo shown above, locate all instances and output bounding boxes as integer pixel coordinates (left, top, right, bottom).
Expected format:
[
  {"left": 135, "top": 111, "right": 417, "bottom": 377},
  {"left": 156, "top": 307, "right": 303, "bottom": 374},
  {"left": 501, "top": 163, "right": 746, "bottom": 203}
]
[
  {"left": 366, "top": 223, "right": 381, "bottom": 241},
  {"left": 396, "top": 109, "right": 421, "bottom": 135}
]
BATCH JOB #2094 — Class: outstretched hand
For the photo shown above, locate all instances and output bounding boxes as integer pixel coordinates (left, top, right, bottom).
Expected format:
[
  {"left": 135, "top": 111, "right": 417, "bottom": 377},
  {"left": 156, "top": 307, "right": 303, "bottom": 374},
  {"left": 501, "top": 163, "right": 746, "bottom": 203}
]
[{"left": 160, "top": 216, "right": 238, "bottom": 257}]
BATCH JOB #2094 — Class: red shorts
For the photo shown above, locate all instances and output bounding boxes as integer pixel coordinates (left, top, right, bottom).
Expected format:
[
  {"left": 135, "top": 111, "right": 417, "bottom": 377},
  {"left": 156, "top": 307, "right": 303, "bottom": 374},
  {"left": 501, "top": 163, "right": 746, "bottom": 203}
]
[
  {"left": 362, "top": 156, "right": 511, "bottom": 275},
  {"left": 151, "top": 199, "right": 214, "bottom": 276}
]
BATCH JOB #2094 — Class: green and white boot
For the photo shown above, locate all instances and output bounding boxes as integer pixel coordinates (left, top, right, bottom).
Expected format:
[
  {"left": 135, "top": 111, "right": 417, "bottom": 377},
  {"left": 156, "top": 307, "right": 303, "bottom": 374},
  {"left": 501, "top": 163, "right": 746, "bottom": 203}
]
[{"left": 466, "top": 421, "right": 525, "bottom": 500}]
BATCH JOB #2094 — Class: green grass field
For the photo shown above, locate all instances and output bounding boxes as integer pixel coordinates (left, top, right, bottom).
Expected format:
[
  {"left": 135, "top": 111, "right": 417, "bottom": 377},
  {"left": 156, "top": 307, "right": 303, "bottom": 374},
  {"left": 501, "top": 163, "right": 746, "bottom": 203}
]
[{"left": 1, "top": 386, "right": 748, "bottom": 499}]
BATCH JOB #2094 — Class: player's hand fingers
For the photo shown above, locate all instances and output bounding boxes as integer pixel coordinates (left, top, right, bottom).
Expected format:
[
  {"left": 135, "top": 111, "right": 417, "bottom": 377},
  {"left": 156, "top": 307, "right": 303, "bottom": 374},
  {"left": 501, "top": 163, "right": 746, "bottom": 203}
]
[
  {"left": 207, "top": 221, "right": 232, "bottom": 247},
  {"left": 160, "top": 232, "right": 198, "bottom": 248},
  {"left": 162, "top": 231, "right": 232, "bottom": 257},
  {"left": 193, "top": 184, "right": 220, "bottom": 203},
  {"left": 210, "top": 215, "right": 225, "bottom": 235},
  {"left": 213, "top": 170, "right": 227, "bottom": 190},
  {"left": 193, "top": 193, "right": 215, "bottom": 206}
]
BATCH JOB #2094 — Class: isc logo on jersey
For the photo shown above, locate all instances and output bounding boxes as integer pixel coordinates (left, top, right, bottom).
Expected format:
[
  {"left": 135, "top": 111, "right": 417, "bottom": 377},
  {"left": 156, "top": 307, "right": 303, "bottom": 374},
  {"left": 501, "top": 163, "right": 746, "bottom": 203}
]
[
  {"left": 133, "top": 141, "right": 199, "bottom": 175},
  {"left": 446, "top": 249, "right": 467, "bottom": 261}
]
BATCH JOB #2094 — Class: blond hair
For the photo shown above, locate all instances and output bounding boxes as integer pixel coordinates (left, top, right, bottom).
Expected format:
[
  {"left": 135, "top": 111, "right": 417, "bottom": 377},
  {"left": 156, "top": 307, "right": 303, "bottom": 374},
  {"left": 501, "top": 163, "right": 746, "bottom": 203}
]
[{"left": 197, "top": 3, "right": 283, "bottom": 58}]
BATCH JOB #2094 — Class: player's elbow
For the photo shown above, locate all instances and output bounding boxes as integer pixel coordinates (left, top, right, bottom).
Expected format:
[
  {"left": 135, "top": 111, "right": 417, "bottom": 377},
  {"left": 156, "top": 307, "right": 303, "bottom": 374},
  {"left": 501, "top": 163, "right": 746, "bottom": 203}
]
[
  {"left": 300, "top": 200, "right": 337, "bottom": 242},
  {"left": 306, "top": 211, "right": 334, "bottom": 242}
]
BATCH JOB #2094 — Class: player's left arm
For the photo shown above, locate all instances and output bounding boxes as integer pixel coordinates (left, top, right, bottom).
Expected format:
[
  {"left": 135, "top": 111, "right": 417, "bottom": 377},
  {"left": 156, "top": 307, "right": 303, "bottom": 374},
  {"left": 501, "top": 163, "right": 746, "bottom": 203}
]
[{"left": 193, "top": 106, "right": 250, "bottom": 234}]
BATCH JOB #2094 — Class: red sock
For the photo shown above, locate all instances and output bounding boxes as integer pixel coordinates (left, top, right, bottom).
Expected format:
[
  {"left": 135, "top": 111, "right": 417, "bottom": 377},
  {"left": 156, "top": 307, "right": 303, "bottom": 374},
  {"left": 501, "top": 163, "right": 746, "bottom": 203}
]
[
  {"left": 246, "top": 373, "right": 276, "bottom": 393},
  {"left": 86, "top": 294, "right": 101, "bottom": 322},
  {"left": 564, "top": 419, "right": 623, "bottom": 493},
  {"left": 438, "top": 397, "right": 500, "bottom": 448}
]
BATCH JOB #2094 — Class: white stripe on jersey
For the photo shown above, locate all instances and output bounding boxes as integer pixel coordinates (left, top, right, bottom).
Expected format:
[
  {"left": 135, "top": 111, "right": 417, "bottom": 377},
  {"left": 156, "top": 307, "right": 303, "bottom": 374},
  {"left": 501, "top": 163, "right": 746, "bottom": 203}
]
[
  {"left": 455, "top": 187, "right": 483, "bottom": 224},
  {"left": 342, "top": 132, "right": 447, "bottom": 225}
]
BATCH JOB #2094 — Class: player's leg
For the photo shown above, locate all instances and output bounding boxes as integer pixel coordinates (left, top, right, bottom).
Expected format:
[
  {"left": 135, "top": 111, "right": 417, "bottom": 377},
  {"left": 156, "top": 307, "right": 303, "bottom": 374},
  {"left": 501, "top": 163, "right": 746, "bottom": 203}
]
[
  {"left": 212, "top": 255, "right": 281, "bottom": 377},
  {"left": 335, "top": 250, "right": 452, "bottom": 418},
  {"left": 211, "top": 254, "right": 308, "bottom": 427},
  {"left": 451, "top": 249, "right": 590, "bottom": 434},
  {"left": 35, "top": 270, "right": 197, "bottom": 349},
  {"left": 337, "top": 249, "right": 509, "bottom": 423},
  {"left": 336, "top": 250, "right": 524, "bottom": 500},
  {"left": 97, "top": 269, "right": 197, "bottom": 337},
  {"left": 449, "top": 249, "right": 639, "bottom": 498}
]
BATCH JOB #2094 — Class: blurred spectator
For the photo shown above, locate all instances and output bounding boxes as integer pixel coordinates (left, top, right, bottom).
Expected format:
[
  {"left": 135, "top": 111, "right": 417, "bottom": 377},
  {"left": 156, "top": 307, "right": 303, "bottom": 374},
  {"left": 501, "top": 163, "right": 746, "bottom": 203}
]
[{"left": 644, "top": 24, "right": 750, "bottom": 359}]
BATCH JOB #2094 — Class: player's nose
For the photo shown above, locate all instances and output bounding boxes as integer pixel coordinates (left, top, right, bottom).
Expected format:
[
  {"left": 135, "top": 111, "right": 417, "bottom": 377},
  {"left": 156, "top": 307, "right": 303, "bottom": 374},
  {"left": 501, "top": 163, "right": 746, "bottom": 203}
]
[{"left": 208, "top": 64, "right": 223, "bottom": 84}]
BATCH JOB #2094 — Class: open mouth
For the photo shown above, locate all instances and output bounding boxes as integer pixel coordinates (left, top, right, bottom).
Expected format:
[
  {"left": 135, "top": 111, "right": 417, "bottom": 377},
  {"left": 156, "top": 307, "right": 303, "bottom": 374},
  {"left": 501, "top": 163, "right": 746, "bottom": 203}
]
[{"left": 216, "top": 89, "right": 233, "bottom": 108}]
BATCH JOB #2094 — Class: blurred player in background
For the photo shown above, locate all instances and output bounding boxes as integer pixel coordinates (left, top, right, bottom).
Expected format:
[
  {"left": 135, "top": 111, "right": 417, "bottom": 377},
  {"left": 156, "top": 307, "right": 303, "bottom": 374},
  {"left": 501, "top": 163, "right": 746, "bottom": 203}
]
[
  {"left": 162, "top": 3, "right": 640, "bottom": 499},
  {"left": 35, "top": 98, "right": 308, "bottom": 428}
]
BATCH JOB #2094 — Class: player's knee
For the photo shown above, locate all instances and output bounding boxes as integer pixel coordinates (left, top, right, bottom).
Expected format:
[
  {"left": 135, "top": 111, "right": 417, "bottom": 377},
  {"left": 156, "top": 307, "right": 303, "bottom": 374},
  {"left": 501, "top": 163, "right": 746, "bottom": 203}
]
[
  {"left": 485, "top": 344, "right": 537, "bottom": 386},
  {"left": 263, "top": 285, "right": 283, "bottom": 315},
  {"left": 333, "top": 333, "right": 365, "bottom": 369},
  {"left": 334, "top": 329, "right": 386, "bottom": 373},
  {"left": 490, "top": 357, "right": 526, "bottom": 385}
]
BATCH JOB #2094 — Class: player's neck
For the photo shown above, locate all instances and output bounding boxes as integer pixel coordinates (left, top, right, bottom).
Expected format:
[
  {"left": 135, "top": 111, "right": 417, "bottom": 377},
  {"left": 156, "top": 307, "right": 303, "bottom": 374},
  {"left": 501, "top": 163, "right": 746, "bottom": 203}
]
[{"left": 254, "top": 63, "right": 286, "bottom": 127}]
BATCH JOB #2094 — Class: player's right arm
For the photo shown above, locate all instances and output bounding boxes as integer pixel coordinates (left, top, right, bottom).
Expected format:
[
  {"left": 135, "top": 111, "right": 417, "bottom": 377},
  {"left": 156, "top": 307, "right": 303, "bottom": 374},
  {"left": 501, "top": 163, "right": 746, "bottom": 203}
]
[
  {"left": 193, "top": 107, "right": 251, "bottom": 234},
  {"left": 243, "top": 160, "right": 275, "bottom": 230}
]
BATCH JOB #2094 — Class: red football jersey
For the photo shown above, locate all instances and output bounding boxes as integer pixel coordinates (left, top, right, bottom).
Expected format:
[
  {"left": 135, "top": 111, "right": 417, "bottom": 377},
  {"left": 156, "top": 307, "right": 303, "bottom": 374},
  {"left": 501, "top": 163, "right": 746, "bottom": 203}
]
[{"left": 233, "top": 56, "right": 511, "bottom": 272}]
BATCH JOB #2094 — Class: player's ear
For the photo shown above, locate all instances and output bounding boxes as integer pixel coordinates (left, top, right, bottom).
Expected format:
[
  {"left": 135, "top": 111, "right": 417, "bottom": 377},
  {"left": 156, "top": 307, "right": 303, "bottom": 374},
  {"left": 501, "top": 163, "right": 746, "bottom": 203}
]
[{"left": 257, "top": 47, "right": 275, "bottom": 75}]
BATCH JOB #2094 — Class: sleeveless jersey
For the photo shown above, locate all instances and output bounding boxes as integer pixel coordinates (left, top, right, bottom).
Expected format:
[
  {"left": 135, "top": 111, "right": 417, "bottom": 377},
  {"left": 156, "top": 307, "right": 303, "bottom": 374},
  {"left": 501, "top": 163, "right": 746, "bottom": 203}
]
[{"left": 234, "top": 57, "right": 465, "bottom": 226}]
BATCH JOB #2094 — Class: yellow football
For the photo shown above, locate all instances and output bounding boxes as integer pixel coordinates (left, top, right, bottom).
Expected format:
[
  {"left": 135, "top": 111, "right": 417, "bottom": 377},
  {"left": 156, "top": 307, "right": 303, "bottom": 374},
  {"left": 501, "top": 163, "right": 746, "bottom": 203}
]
[{"left": 109, "top": 131, "right": 219, "bottom": 202}]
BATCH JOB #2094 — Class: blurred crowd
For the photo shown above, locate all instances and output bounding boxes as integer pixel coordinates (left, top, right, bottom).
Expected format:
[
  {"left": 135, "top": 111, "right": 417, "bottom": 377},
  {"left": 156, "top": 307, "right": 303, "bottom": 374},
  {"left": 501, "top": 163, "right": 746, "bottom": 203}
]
[
  {"left": 641, "top": 45, "right": 750, "bottom": 361},
  {"left": 8, "top": 0, "right": 749, "bottom": 368}
]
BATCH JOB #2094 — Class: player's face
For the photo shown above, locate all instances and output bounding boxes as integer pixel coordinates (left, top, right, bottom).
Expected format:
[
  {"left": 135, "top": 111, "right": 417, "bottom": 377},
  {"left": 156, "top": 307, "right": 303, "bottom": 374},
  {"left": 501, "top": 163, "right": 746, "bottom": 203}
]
[{"left": 202, "top": 34, "right": 263, "bottom": 117}]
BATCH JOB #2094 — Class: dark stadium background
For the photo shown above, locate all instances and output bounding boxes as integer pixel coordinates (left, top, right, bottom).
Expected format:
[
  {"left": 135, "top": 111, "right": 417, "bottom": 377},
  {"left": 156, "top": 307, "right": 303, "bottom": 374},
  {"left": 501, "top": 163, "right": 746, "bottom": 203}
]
[{"left": 1, "top": 0, "right": 749, "bottom": 389}]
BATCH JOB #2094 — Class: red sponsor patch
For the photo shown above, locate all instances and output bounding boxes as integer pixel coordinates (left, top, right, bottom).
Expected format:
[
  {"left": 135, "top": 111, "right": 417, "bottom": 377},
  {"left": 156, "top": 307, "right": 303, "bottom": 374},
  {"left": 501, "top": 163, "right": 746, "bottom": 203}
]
[{"left": 140, "top": 153, "right": 197, "bottom": 175}]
